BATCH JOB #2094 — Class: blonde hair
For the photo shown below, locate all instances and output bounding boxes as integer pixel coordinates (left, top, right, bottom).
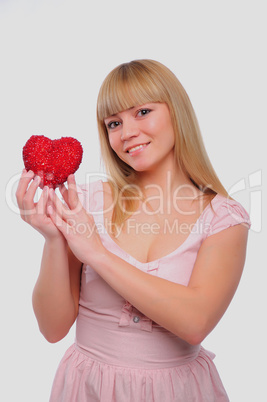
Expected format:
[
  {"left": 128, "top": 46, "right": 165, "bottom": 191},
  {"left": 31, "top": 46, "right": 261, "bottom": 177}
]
[{"left": 97, "top": 59, "right": 228, "bottom": 232}]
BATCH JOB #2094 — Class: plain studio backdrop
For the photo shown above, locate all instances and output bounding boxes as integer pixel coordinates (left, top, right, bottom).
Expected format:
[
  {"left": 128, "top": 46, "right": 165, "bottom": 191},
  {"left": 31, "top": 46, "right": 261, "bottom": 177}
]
[{"left": 1, "top": 1, "right": 266, "bottom": 401}]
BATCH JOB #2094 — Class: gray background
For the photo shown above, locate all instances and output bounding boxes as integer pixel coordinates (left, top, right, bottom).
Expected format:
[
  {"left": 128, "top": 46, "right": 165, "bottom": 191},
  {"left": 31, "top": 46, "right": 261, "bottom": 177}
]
[{"left": 1, "top": 1, "right": 266, "bottom": 401}]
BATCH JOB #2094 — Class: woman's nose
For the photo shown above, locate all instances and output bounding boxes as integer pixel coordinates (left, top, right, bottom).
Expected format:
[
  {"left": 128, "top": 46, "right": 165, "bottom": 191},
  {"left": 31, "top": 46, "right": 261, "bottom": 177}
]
[{"left": 120, "top": 118, "right": 139, "bottom": 141}]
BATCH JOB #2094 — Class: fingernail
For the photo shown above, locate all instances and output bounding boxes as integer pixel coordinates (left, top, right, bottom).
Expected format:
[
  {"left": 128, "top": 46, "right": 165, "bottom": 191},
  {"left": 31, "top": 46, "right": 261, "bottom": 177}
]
[
  {"left": 26, "top": 170, "right": 34, "bottom": 178},
  {"left": 34, "top": 175, "right": 41, "bottom": 184}
]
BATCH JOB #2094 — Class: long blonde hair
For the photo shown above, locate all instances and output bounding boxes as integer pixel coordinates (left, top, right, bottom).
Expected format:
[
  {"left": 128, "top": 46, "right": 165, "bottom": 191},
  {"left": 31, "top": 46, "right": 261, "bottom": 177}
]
[{"left": 97, "top": 59, "right": 228, "bottom": 231}]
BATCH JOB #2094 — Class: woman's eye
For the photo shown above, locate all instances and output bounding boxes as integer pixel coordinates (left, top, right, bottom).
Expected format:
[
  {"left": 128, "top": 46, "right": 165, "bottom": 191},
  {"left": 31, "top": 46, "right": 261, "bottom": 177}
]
[
  {"left": 107, "top": 121, "right": 120, "bottom": 130},
  {"left": 137, "top": 108, "right": 151, "bottom": 117}
]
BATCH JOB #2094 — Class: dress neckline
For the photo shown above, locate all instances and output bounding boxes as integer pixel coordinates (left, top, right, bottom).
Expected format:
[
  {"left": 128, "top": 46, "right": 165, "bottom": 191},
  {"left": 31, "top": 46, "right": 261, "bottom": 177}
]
[{"left": 99, "top": 180, "right": 219, "bottom": 265}]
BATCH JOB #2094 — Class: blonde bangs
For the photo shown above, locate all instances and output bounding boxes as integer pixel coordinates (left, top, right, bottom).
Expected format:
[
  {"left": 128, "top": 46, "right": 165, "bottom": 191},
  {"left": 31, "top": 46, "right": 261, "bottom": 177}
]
[{"left": 97, "top": 61, "right": 167, "bottom": 122}]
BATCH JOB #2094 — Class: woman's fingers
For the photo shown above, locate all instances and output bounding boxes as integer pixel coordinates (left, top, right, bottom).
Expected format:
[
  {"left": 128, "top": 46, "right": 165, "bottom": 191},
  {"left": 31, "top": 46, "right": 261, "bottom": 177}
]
[
  {"left": 22, "top": 175, "right": 41, "bottom": 217},
  {"left": 59, "top": 183, "right": 69, "bottom": 205},
  {"left": 36, "top": 185, "right": 49, "bottom": 216},
  {"left": 16, "top": 170, "right": 34, "bottom": 210},
  {"left": 48, "top": 188, "right": 72, "bottom": 222},
  {"left": 47, "top": 189, "right": 79, "bottom": 238},
  {"left": 58, "top": 176, "right": 82, "bottom": 215},
  {"left": 16, "top": 170, "right": 41, "bottom": 220},
  {"left": 15, "top": 170, "right": 64, "bottom": 239},
  {"left": 48, "top": 181, "right": 90, "bottom": 235},
  {"left": 47, "top": 201, "right": 71, "bottom": 237},
  {"left": 24, "top": 175, "right": 41, "bottom": 203},
  {"left": 67, "top": 175, "right": 81, "bottom": 212}
]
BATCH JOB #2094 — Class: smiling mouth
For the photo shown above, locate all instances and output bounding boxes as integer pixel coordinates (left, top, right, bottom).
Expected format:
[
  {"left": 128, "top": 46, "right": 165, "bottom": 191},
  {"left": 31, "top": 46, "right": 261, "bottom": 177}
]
[{"left": 127, "top": 142, "right": 151, "bottom": 153}]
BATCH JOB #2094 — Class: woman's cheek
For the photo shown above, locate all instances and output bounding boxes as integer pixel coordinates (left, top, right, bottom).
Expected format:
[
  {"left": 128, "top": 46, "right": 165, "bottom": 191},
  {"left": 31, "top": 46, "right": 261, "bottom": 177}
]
[
  {"left": 109, "top": 135, "right": 123, "bottom": 155},
  {"left": 107, "top": 136, "right": 116, "bottom": 152}
]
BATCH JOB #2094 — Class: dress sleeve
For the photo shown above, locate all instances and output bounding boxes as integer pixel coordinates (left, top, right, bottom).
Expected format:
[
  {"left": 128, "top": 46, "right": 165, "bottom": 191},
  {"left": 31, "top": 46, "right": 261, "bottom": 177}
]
[{"left": 207, "top": 197, "right": 251, "bottom": 237}]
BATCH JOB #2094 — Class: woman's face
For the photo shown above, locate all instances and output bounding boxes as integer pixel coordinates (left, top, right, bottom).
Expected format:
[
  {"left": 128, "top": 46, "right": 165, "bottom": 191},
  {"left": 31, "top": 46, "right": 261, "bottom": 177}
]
[{"left": 104, "top": 102, "right": 176, "bottom": 173}]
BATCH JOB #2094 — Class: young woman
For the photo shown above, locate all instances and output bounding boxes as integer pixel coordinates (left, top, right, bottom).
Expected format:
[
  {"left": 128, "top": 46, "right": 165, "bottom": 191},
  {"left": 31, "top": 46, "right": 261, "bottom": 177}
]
[{"left": 16, "top": 59, "right": 250, "bottom": 401}]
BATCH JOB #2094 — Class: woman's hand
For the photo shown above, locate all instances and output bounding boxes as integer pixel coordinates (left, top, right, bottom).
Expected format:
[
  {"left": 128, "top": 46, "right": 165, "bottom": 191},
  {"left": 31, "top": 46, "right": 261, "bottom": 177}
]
[
  {"left": 16, "top": 169, "right": 64, "bottom": 241},
  {"left": 47, "top": 174, "right": 106, "bottom": 265}
]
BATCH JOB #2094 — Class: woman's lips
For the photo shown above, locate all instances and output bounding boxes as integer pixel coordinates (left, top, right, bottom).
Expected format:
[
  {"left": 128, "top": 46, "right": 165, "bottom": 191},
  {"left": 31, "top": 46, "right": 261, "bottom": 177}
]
[{"left": 127, "top": 142, "right": 151, "bottom": 155}]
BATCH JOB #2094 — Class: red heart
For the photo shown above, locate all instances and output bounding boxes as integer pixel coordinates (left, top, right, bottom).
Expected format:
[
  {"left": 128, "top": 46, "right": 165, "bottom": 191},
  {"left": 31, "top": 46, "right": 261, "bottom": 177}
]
[{"left": 23, "top": 135, "right": 83, "bottom": 188}]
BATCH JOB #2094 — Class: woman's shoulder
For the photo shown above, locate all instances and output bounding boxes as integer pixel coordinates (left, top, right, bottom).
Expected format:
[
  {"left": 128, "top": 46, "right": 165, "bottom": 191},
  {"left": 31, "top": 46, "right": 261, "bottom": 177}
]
[{"left": 204, "top": 194, "right": 251, "bottom": 237}]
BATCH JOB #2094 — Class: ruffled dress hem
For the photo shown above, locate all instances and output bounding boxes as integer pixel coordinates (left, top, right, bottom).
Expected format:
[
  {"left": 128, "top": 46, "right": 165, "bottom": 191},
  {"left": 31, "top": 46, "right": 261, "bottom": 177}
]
[{"left": 49, "top": 343, "right": 229, "bottom": 402}]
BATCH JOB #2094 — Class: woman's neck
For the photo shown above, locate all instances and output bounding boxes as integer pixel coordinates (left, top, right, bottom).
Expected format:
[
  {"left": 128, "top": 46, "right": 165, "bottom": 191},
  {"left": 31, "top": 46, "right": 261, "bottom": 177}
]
[{"left": 134, "top": 165, "right": 201, "bottom": 215}]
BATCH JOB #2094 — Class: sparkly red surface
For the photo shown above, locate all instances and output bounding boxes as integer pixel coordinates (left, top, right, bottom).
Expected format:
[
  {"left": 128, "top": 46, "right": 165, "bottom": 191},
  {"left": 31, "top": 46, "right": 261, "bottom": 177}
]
[{"left": 22, "top": 135, "right": 83, "bottom": 188}]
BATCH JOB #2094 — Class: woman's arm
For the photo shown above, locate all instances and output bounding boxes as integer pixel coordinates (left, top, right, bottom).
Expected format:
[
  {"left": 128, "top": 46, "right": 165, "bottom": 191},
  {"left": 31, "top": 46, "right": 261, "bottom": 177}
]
[
  {"left": 89, "top": 224, "right": 248, "bottom": 345},
  {"left": 16, "top": 170, "right": 82, "bottom": 343},
  {"left": 32, "top": 240, "right": 82, "bottom": 343},
  {"left": 49, "top": 175, "right": 249, "bottom": 345}
]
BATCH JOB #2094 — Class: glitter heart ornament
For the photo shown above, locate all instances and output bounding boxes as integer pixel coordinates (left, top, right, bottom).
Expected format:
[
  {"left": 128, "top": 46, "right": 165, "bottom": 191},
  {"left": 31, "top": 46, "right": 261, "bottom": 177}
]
[{"left": 23, "top": 135, "right": 83, "bottom": 188}]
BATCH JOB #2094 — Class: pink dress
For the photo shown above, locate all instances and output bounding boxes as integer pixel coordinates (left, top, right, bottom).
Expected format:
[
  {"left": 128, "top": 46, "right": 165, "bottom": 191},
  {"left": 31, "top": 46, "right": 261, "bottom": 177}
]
[{"left": 50, "top": 180, "right": 251, "bottom": 402}]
